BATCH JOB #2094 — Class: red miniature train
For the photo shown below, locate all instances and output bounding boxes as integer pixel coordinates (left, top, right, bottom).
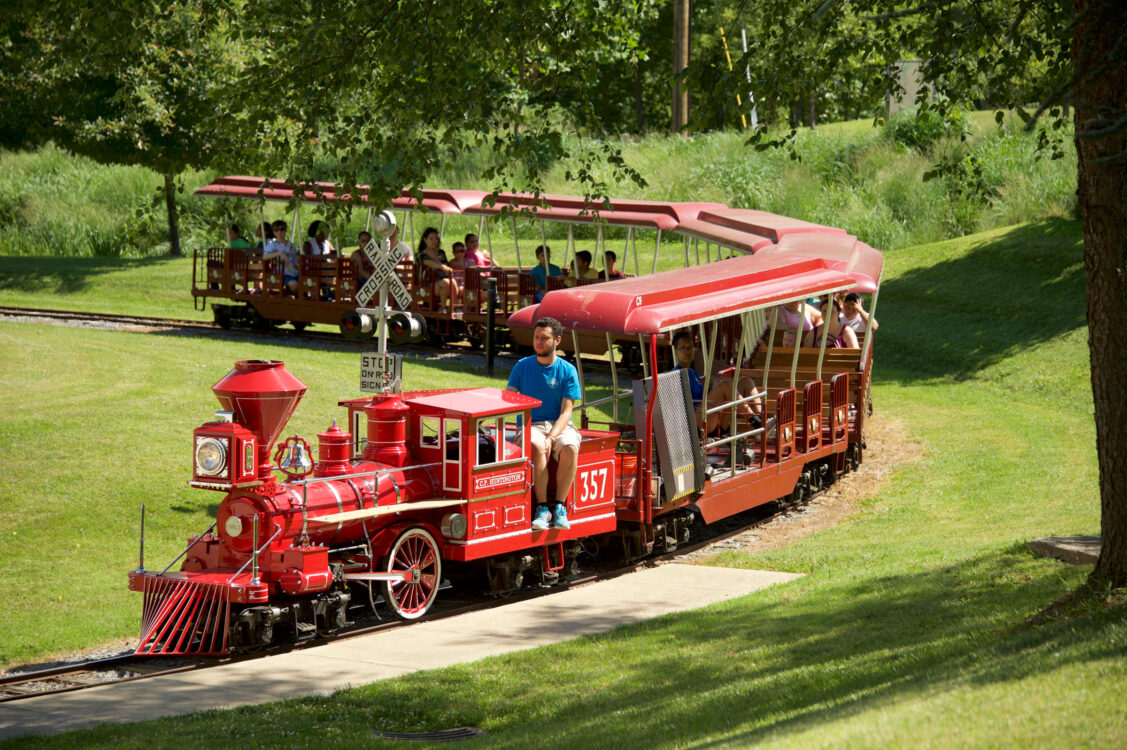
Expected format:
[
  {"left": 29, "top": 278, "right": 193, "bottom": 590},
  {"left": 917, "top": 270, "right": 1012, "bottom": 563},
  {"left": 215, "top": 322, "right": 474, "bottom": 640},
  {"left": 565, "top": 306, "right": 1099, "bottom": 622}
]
[{"left": 131, "top": 226, "right": 882, "bottom": 656}]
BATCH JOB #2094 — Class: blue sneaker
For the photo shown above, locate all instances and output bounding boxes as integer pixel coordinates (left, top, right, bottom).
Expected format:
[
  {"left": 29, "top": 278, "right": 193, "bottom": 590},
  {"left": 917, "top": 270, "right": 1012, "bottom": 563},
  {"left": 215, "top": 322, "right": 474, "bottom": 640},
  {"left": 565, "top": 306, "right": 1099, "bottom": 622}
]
[
  {"left": 552, "top": 503, "right": 570, "bottom": 529},
  {"left": 531, "top": 505, "right": 551, "bottom": 530}
]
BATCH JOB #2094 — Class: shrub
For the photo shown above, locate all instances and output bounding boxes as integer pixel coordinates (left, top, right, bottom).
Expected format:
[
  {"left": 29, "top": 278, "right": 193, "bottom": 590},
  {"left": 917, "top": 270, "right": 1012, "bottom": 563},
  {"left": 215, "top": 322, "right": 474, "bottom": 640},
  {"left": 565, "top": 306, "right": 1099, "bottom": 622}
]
[{"left": 884, "top": 108, "right": 971, "bottom": 151}]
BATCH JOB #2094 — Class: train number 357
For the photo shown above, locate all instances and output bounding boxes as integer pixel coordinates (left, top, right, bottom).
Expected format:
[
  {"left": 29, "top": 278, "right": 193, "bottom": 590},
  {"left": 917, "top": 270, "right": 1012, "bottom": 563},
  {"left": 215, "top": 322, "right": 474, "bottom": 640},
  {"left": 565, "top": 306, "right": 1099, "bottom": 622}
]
[{"left": 578, "top": 467, "right": 609, "bottom": 504}]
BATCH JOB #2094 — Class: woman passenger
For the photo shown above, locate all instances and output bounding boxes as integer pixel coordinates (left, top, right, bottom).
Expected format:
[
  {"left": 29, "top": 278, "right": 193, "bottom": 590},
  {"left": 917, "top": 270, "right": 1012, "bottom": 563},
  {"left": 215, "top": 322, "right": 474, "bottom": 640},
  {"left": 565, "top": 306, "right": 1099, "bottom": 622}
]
[
  {"left": 807, "top": 297, "right": 859, "bottom": 348},
  {"left": 303, "top": 220, "right": 334, "bottom": 256},
  {"left": 417, "top": 227, "right": 458, "bottom": 310}
]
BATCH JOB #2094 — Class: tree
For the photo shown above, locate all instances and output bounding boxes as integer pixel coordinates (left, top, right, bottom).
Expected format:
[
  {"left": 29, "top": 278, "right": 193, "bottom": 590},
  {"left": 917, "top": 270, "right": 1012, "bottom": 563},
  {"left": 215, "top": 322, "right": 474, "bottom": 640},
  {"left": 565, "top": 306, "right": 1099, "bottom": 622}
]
[
  {"left": 707, "top": 0, "right": 1126, "bottom": 591},
  {"left": 211, "top": 0, "right": 650, "bottom": 217},
  {"left": 0, "top": 1, "right": 248, "bottom": 256}
]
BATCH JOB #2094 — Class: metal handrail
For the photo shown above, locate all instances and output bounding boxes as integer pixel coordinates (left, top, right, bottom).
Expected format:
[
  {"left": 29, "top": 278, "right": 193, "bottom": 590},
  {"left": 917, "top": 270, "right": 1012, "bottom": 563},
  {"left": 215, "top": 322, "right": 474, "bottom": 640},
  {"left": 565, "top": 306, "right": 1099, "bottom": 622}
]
[
  {"left": 157, "top": 522, "right": 217, "bottom": 576},
  {"left": 228, "top": 523, "right": 282, "bottom": 583},
  {"left": 704, "top": 391, "right": 765, "bottom": 416},
  {"left": 287, "top": 462, "right": 441, "bottom": 486}
]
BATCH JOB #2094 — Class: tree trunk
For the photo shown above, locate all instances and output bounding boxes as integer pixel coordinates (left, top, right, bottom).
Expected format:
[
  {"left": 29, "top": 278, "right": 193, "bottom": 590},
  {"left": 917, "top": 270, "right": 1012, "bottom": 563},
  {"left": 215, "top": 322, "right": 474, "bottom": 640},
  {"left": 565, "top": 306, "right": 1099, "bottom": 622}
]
[
  {"left": 1074, "top": 0, "right": 1127, "bottom": 589},
  {"left": 164, "top": 172, "right": 181, "bottom": 258},
  {"left": 807, "top": 91, "right": 817, "bottom": 128},
  {"left": 633, "top": 64, "right": 647, "bottom": 134},
  {"left": 671, "top": 0, "right": 691, "bottom": 132}
]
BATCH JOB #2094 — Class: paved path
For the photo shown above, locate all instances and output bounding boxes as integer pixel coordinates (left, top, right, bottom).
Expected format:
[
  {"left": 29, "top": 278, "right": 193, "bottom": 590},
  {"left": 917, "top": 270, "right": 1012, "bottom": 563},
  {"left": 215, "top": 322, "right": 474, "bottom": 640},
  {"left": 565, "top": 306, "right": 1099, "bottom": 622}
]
[{"left": 0, "top": 564, "right": 799, "bottom": 740}]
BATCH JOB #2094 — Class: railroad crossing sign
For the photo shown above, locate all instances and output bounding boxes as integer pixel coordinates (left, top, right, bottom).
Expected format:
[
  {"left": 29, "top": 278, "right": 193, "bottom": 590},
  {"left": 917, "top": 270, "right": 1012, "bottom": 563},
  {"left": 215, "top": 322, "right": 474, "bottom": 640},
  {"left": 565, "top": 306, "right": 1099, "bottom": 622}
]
[{"left": 356, "top": 239, "right": 411, "bottom": 310}]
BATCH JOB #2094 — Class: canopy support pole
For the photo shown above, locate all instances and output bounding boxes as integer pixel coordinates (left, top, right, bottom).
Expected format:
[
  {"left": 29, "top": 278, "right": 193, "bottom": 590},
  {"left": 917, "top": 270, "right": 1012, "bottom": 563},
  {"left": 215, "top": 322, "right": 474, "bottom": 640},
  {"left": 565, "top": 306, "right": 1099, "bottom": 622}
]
[
  {"left": 652, "top": 230, "right": 662, "bottom": 275},
  {"left": 512, "top": 216, "right": 523, "bottom": 271}
]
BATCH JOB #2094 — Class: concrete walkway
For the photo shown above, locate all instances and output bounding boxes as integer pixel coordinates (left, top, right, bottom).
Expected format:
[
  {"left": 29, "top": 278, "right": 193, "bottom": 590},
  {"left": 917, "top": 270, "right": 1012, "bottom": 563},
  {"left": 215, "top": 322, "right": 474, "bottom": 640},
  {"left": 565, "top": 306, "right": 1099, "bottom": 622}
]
[{"left": 0, "top": 564, "right": 799, "bottom": 740}]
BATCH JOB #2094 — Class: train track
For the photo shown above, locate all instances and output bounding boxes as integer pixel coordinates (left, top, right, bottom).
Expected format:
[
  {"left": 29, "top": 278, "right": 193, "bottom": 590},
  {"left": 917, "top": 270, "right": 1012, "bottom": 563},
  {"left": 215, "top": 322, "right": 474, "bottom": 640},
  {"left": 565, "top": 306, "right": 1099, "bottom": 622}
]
[
  {"left": 0, "top": 499, "right": 790, "bottom": 704},
  {"left": 0, "top": 305, "right": 632, "bottom": 373}
]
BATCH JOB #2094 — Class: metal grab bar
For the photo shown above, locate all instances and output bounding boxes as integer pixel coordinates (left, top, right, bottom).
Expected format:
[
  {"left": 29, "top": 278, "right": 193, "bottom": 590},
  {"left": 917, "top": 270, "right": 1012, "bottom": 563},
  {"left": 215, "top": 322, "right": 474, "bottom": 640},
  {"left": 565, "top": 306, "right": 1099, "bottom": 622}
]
[
  {"left": 158, "top": 522, "right": 217, "bottom": 576},
  {"left": 703, "top": 391, "right": 766, "bottom": 416},
  {"left": 228, "top": 523, "right": 283, "bottom": 584},
  {"left": 287, "top": 462, "right": 441, "bottom": 487},
  {"left": 705, "top": 425, "right": 766, "bottom": 450}
]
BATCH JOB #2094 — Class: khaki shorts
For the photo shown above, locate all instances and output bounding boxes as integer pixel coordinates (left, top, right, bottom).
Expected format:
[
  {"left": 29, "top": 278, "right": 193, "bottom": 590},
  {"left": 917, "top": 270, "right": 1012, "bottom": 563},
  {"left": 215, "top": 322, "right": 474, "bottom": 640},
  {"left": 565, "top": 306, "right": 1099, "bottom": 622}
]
[{"left": 529, "top": 421, "right": 581, "bottom": 459}]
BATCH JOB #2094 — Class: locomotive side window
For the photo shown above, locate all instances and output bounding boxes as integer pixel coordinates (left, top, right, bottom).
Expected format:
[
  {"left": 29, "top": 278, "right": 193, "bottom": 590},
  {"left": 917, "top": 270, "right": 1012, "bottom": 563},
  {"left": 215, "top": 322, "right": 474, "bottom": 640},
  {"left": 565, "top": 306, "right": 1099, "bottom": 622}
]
[
  {"left": 474, "top": 413, "right": 525, "bottom": 467},
  {"left": 502, "top": 414, "right": 523, "bottom": 461},
  {"left": 477, "top": 417, "right": 502, "bottom": 465},
  {"left": 443, "top": 418, "right": 462, "bottom": 492},
  {"left": 420, "top": 416, "right": 440, "bottom": 447}
]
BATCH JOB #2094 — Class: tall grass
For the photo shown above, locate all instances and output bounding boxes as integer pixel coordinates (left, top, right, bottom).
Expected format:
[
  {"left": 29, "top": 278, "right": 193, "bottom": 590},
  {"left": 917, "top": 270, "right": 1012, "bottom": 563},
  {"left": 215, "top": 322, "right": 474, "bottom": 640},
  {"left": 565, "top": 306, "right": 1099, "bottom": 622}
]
[{"left": 0, "top": 115, "right": 1077, "bottom": 258}]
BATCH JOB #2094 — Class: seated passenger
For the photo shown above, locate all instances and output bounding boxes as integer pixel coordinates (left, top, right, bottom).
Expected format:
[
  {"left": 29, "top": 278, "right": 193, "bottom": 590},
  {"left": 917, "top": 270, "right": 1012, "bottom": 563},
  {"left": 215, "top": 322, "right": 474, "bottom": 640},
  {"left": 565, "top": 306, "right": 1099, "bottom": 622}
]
[
  {"left": 226, "top": 224, "right": 252, "bottom": 251},
  {"left": 770, "top": 300, "right": 823, "bottom": 345},
  {"left": 671, "top": 331, "right": 762, "bottom": 437},
  {"left": 351, "top": 231, "right": 376, "bottom": 283},
  {"left": 807, "top": 297, "right": 859, "bottom": 348},
  {"left": 449, "top": 242, "right": 472, "bottom": 269},
  {"left": 253, "top": 222, "right": 273, "bottom": 254},
  {"left": 385, "top": 226, "right": 413, "bottom": 262},
  {"left": 302, "top": 220, "right": 334, "bottom": 256},
  {"left": 565, "top": 250, "right": 599, "bottom": 287},
  {"left": 263, "top": 220, "right": 299, "bottom": 293},
  {"left": 418, "top": 226, "right": 457, "bottom": 310},
  {"left": 840, "top": 292, "right": 878, "bottom": 333},
  {"left": 464, "top": 233, "right": 493, "bottom": 267},
  {"left": 598, "top": 250, "right": 626, "bottom": 280},
  {"left": 530, "top": 245, "right": 562, "bottom": 301}
]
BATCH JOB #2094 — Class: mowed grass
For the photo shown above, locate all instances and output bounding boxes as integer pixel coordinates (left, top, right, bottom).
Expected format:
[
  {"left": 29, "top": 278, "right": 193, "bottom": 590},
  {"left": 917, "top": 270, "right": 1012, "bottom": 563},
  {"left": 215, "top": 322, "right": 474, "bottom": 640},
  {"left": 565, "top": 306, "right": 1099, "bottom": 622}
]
[
  {"left": 3, "top": 217, "right": 1124, "bottom": 747},
  {"left": 0, "top": 326, "right": 505, "bottom": 667}
]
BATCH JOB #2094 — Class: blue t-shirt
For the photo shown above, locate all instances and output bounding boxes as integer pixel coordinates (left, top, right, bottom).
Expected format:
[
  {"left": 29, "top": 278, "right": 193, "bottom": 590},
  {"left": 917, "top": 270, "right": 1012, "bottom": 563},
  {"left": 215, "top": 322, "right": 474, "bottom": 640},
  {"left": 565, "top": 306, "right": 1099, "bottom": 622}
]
[
  {"left": 507, "top": 355, "right": 581, "bottom": 423},
  {"left": 674, "top": 365, "right": 703, "bottom": 403},
  {"left": 529, "top": 263, "right": 562, "bottom": 291}
]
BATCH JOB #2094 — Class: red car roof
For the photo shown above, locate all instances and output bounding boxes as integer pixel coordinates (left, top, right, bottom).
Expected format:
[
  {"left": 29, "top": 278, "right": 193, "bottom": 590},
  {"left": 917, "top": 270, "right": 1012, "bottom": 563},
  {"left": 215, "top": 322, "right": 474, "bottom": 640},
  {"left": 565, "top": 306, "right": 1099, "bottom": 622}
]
[{"left": 508, "top": 253, "right": 857, "bottom": 335}]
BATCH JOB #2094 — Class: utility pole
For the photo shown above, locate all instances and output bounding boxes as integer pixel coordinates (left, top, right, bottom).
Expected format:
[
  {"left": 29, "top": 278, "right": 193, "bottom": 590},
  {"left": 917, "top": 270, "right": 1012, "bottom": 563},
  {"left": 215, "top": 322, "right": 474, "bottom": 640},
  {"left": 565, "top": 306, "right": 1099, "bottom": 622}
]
[{"left": 672, "top": 0, "right": 691, "bottom": 132}]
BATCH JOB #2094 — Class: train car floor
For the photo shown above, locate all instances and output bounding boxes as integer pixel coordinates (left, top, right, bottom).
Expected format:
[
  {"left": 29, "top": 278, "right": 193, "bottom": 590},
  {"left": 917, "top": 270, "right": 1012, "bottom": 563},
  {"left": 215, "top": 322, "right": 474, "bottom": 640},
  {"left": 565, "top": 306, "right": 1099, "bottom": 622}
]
[{"left": 0, "top": 564, "right": 800, "bottom": 740}]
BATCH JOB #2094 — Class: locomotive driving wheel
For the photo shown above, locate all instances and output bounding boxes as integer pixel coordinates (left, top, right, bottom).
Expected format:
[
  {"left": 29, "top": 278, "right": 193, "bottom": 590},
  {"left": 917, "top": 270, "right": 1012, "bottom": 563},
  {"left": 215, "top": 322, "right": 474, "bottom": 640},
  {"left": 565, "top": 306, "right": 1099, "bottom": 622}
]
[{"left": 381, "top": 527, "right": 442, "bottom": 620}]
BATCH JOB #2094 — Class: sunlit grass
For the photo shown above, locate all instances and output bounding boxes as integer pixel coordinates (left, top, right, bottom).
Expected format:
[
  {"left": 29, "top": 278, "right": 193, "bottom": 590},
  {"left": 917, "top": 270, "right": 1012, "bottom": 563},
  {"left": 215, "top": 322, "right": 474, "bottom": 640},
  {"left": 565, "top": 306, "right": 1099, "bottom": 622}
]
[{"left": 3, "top": 218, "right": 1121, "bottom": 748}]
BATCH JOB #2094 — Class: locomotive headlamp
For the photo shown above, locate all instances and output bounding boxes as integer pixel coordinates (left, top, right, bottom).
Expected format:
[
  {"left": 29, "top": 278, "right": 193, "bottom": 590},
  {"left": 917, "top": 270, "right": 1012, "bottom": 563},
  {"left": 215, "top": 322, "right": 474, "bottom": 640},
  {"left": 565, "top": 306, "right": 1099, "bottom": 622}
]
[{"left": 196, "top": 437, "right": 228, "bottom": 476}]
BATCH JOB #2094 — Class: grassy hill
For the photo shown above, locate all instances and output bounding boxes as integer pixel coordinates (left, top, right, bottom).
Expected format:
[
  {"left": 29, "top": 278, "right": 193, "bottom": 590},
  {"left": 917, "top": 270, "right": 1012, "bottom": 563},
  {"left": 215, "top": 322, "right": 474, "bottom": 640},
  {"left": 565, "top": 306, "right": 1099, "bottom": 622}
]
[
  {"left": 2, "top": 217, "right": 1121, "bottom": 747},
  {"left": 0, "top": 113, "right": 1077, "bottom": 261}
]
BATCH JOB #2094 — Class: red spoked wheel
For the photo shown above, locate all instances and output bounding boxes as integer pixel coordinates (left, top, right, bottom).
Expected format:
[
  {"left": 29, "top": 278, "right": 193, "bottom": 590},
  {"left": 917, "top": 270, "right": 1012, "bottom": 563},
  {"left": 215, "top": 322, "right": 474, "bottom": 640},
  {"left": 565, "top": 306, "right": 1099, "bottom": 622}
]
[{"left": 381, "top": 527, "right": 442, "bottom": 620}]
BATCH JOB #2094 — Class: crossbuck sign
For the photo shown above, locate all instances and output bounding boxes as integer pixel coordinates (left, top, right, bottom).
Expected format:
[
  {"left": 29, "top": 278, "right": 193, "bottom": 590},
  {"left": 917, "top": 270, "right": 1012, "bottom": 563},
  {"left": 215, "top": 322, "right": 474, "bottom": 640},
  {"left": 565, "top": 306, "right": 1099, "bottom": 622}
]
[{"left": 355, "top": 239, "right": 411, "bottom": 310}]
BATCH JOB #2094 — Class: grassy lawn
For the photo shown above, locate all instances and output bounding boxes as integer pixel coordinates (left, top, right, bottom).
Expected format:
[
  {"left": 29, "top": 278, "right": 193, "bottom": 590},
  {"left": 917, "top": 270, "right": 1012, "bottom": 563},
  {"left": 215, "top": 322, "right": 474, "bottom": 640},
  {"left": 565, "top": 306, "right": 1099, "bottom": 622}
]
[{"left": 2, "top": 216, "right": 1122, "bottom": 747}]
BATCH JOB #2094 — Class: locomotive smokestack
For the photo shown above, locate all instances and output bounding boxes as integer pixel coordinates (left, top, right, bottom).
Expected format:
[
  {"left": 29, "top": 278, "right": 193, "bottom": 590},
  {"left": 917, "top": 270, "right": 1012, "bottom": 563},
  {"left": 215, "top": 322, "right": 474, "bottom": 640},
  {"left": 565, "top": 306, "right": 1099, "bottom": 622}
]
[{"left": 212, "top": 360, "right": 307, "bottom": 480}]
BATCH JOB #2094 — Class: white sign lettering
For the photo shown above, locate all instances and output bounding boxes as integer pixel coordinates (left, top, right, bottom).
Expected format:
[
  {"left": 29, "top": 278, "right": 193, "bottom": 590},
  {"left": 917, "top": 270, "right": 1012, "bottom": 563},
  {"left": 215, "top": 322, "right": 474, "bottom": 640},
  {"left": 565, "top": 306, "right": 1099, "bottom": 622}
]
[{"left": 474, "top": 470, "right": 525, "bottom": 492}]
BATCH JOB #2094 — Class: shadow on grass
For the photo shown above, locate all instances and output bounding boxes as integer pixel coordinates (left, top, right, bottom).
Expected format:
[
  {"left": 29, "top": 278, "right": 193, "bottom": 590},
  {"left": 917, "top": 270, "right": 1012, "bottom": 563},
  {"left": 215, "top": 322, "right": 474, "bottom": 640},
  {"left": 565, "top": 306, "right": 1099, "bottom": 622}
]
[
  {"left": 0, "top": 255, "right": 180, "bottom": 295},
  {"left": 876, "top": 218, "right": 1085, "bottom": 383},
  {"left": 330, "top": 549, "right": 1113, "bottom": 748}
]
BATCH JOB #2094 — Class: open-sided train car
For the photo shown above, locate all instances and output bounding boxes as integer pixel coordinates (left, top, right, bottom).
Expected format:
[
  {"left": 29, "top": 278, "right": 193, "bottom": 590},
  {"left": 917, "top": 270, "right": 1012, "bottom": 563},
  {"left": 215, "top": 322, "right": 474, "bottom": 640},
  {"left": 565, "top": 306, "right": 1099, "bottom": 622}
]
[
  {"left": 190, "top": 176, "right": 853, "bottom": 353},
  {"left": 131, "top": 230, "right": 882, "bottom": 656}
]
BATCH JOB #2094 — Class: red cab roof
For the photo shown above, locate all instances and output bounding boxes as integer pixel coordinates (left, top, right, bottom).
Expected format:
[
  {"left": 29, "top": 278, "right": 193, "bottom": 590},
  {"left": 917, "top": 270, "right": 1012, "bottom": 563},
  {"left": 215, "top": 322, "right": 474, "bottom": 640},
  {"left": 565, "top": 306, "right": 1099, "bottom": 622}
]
[
  {"left": 508, "top": 253, "right": 857, "bottom": 335},
  {"left": 406, "top": 388, "right": 539, "bottom": 416}
]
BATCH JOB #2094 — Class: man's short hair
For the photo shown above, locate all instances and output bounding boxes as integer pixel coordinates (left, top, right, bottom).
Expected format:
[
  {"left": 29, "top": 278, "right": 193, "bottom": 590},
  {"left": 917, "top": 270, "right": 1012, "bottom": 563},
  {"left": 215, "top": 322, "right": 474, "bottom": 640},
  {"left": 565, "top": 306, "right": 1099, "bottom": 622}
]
[
  {"left": 575, "top": 250, "right": 592, "bottom": 265},
  {"left": 672, "top": 330, "right": 694, "bottom": 348},
  {"left": 844, "top": 292, "right": 861, "bottom": 304},
  {"left": 452, "top": 242, "right": 466, "bottom": 252},
  {"left": 534, "top": 316, "right": 564, "bottom": 339}
]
